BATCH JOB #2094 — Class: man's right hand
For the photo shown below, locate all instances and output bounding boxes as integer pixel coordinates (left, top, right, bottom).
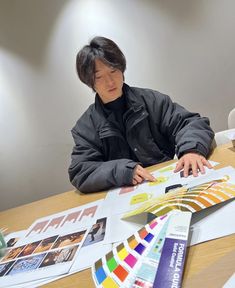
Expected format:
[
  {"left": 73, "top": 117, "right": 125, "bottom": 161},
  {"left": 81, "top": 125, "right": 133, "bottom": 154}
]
[{"left": 132, "top": 164, "right": 156, "bottom": 185}]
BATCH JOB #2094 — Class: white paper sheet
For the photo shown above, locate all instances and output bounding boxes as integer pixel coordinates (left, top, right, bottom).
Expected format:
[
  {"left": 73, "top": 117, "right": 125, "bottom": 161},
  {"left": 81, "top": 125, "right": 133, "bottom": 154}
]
[
  {"left": 103, "top": 162, "right": 218, "bottom": 216},
  {"left": 190, "top": 199, "right": 235, "bottom": 245},
  {"left": 104, "top": 212, "right": 145, "bottom": 244},
  {"left": 102, "top": 162, "right": 221, "bottom": 245},
  {"left": 223, "top": 273, "right": 235, "bottom": 288}
]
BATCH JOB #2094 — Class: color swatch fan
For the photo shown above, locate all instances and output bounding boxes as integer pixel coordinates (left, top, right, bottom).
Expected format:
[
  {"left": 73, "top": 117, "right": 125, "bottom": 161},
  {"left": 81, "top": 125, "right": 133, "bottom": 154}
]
[
  {"left": 123, "top": 176, "right": 235, "bottom": 219},
  {"left": 92, "top": 211, "right": 191, "bottom": 288}
]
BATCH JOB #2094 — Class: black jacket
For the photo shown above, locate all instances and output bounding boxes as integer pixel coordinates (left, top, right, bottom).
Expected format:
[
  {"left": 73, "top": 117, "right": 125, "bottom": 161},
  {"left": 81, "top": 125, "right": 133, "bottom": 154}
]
[{"left": 69, "top": 84, "right": 214, "bottom": 193}]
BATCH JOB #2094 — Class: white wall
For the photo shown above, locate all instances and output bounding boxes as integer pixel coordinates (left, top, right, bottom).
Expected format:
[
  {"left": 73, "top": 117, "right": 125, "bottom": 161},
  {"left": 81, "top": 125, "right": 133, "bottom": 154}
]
[{"left": 0, "top": 0, "right": 234, "bottom": 211}]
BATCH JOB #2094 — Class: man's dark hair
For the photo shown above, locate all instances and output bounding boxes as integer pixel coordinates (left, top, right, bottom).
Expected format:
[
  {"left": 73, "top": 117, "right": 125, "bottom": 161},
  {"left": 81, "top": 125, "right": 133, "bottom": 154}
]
[{"left": 76, "top": 36, "right": 126, "bottom": 90}]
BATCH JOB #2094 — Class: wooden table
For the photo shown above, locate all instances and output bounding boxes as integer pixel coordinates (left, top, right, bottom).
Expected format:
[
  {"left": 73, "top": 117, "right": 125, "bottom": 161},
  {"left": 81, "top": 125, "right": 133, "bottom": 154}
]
[{"left": 0, "top": 143, "right": 234, "bottom": 287}]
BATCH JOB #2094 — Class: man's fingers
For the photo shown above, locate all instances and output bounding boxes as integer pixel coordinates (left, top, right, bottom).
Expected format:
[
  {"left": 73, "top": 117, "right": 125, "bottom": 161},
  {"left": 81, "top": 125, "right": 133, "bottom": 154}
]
[
  {"left": 174, "top": 153, "right": 212, "bottom": 178},
  {"left": 197, "top": 159, "right": 205, "bottom": 174},
  {"left": 174, "top": 160, "right": 184, "bottom": 173},
  {"left": 183, "top": 161, "right": 190, "bottom": 177},
  {"left": 133, "top": 165, "right": 156, "bottom": 183},
  {"left": 133, "top": 154, "right": 212, "bottom": 186},
  {"left": 144, "top": 171, "right": 156, "bottom": 182},
  {"left": 191, "top": 161, "right": 199, "bottom": 177},
  {"left": 202, "top": 158, "right": 212, "bottom": 169},
  {"left": 132, "top": 179, "right": 138, "bottom": 185},
  {"left": 134, "top": 174, "right": 144, "bottom": 184},
  {"left": 138, "top": 168, "right": 155, "bottom": 182}
]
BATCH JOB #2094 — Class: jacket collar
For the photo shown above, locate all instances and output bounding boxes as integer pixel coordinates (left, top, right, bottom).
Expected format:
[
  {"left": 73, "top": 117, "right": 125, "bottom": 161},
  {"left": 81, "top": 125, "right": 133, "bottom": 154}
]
[
  {"left": 123, "top": 83, "right": 141, "bottom": 109},
  {"left": 94, "top": 83, "right": 143, "bottom": 113},
  {"left": 93, "top": 83, "right": 145, "bottom": 133}
]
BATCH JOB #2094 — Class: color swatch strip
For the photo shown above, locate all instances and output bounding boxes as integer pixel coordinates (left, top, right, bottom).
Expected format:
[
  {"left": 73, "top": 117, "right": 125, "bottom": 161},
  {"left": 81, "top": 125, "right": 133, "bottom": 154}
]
[
  {"left": 124, "top": 179, "right": 235, "bottom": 219},
  {"left": 92, "top": 214, "right": 170, "bottom": 287},
  {"left": 92, "top": 211, "right": 191, "bottom": 288}
]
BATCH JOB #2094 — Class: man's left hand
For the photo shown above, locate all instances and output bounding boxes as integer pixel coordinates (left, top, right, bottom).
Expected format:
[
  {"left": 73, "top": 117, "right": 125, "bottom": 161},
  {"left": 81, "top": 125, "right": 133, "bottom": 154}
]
[{"left": 174, "top": 152, "right": 212, "bottom": 177}]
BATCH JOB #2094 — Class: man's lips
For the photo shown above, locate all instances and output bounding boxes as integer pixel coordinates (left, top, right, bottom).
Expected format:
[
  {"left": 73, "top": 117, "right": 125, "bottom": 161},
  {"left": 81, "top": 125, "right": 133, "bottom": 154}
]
[{"left": 108, "top": 87, "right": 117, "bottom": 92}]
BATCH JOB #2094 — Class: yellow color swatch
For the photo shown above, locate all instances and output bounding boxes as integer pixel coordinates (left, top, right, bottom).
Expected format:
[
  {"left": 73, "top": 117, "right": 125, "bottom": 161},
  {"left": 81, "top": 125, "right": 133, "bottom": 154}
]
[
  {"left": 102, "top": 276, "right": 119, "bottom": 288},
  {"left": 148, "top": 176, "right": 168, "bottom": 186},
  {"left": 117, "top": 247, "right": 129, "bottom": 260}
]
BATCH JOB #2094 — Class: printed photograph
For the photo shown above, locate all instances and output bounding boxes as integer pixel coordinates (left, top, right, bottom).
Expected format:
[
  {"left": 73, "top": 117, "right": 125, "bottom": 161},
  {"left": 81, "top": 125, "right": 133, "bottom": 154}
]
[
  {"left": 82, "top": 217, "right": 107, "bottom": 247},
  {"left": 52, "top": 230, "right": 87, "bottom": 249},
  {"left": 39, "top": 246, "right": 78, "bottom": 267},
  {"left": 1, "top": 246, "right": 26, "bottom": 261},
  {"left": 7, "top": 237, "right": 20, "bottom": 248},
  {"left": 33, "top": 235, "right": 58, "bottom": 254},
  {"left": 0, "top": 261, "right": 15, "bottom": 277},
  {"left": 6, "top": 254, "right": 46, "bottom": 275},
  {"left": 18, "top": 241, "right": 41, "bottom": 257}
]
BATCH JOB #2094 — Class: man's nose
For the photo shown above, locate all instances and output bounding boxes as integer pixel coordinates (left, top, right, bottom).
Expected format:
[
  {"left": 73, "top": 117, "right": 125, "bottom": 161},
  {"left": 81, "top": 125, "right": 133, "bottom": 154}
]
[{"left": 105, "top": 74, "right": 114, "bottom": 86}]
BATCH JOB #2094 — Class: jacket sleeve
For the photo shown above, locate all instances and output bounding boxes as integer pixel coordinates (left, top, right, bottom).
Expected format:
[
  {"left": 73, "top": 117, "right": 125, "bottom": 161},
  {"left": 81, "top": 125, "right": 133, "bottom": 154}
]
[
  {"left": 151, "top": 92, "right": 215, "bottom": 158},
  {"left": 68, "top": 126, "right": 137, "bottom": 193}
]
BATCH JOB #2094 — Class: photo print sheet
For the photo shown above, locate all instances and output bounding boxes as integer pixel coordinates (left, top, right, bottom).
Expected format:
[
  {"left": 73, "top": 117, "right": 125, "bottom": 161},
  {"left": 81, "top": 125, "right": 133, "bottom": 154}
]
[
  {"left": 0, "top": 200, "right": 111, "bottom": 287},
  {"left": 0, "top": 228, "right": 87, "bottom": 287}
]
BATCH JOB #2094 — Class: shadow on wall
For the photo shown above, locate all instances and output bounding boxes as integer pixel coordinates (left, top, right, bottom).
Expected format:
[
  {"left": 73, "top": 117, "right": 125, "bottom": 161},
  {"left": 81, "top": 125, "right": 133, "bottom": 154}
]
[
  {"left": 154, "top": 0, "right": 205, "bottom": 26},
  {"left": 0, "top": 0, "right": 67, "bottom": 67},
  {"left": 0, "top": 143, "right": 74, "bottom": 212}
]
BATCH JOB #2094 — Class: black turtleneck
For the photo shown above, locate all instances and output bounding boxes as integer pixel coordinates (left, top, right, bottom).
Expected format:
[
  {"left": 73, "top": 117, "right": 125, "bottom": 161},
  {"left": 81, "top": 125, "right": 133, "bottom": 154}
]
[{"left": 103, "top": 94, "right": 127, "bottom": 134}]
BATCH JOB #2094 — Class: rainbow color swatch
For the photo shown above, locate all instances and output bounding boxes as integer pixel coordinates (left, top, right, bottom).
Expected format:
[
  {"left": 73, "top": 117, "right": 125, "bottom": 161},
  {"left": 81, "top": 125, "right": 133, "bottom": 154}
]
[{"left": 92, "top": 212, "right": 191, "bottom": 288}]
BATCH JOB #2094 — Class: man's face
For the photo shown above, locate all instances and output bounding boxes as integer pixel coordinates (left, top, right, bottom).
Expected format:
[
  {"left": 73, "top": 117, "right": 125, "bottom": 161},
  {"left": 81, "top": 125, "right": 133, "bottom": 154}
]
[{"left": 94, "top": 59, "right": 124, "bottom": 103}]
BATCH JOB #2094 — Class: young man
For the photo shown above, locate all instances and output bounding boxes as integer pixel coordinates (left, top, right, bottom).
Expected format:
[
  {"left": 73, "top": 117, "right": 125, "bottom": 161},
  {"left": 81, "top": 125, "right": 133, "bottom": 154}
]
[{"left": 69, "top": 36, "right": 214, "bottom": 193}]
